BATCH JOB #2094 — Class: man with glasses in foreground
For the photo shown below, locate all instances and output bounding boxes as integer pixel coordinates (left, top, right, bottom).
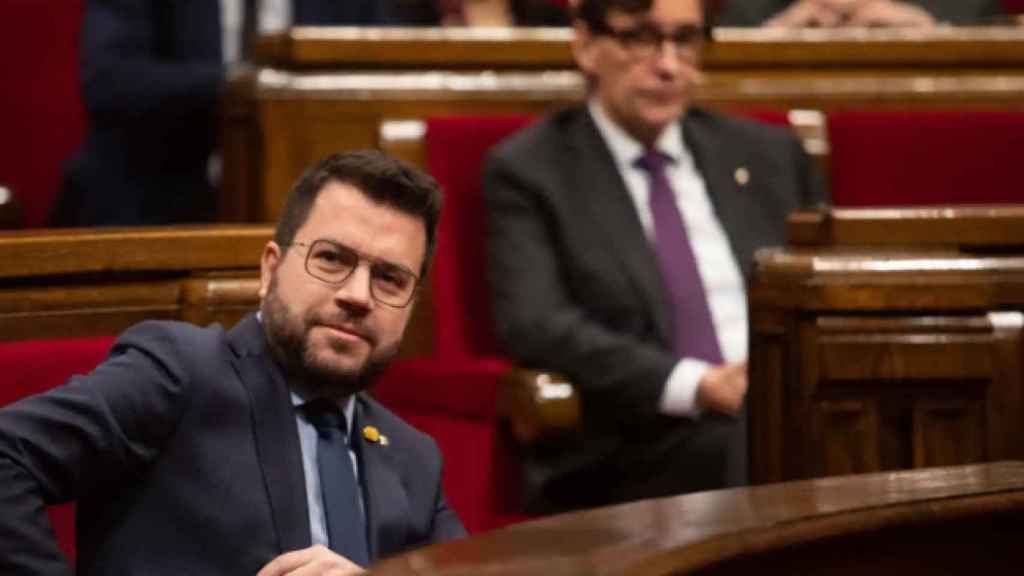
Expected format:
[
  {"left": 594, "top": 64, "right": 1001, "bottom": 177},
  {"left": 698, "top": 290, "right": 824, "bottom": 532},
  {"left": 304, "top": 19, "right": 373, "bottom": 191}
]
[
  {"left": 485, "top": 0, "right": 827, "bottom": 512},
  {"left": 0, "top": 151, "right": 465, "bottom": 575}
]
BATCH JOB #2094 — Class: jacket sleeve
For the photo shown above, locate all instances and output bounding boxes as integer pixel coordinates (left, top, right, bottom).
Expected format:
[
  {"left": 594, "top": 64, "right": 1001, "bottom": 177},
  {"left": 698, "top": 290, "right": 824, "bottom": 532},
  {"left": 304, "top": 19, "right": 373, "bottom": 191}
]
[
  {"left": 484, "top": 149, "right": 678, "bottom": 423},
  {"left": 427, "top": 483, "right": 467, "bottom": 545},
  {"left": 0, "top": 323, "right": 193, "bottom": 575},
  {"left": 80, "top": 0, "right": 223, "bottom": 124}
]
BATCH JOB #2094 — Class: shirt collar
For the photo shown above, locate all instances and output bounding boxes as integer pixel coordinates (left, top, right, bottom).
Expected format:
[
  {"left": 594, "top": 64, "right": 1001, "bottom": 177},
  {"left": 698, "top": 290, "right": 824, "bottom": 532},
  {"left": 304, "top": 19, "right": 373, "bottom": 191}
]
[
  {"left": 587, "top": 99, "right": 687, "bottom": 169},
  {"left": 291, "top": 390, "right": 356, "bottom": 435}
]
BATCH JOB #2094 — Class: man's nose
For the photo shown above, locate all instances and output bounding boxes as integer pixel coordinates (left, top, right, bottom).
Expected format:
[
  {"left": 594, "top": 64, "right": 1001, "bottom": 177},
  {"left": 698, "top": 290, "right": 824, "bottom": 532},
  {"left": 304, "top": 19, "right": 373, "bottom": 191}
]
[
  {"left": 334, "top": 264, "right": 374, "bottom": 311},
  {"left": 653, "top": 39, "right": 682, "bottom": 73}
]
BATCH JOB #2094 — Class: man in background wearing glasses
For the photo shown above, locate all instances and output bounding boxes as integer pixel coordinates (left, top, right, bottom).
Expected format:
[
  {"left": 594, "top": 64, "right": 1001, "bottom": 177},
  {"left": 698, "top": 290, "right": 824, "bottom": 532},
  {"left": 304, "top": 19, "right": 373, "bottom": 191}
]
[
  {"left": 0, "top": 151, "right": 465, "bottom": 575},
  {"left": 485, "top": 0, "right": 827, "bottom": 512}
]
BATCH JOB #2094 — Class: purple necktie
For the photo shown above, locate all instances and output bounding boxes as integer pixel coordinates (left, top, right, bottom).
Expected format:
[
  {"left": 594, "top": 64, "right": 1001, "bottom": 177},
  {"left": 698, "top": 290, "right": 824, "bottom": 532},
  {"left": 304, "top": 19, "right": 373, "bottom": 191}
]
[{"left": 635, "top": 148, "right": 723, "bottom": 364}]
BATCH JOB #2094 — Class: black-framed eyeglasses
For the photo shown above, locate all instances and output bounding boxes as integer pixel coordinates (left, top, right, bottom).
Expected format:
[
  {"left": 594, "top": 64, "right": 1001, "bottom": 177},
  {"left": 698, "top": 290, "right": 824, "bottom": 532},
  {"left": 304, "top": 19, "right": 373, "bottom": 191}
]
[
  {"left": 284, "top": 239, "right": 420, "bottom": 309},
  {"left": 591, "top": 22, "right": 710, "bottom": 60}
]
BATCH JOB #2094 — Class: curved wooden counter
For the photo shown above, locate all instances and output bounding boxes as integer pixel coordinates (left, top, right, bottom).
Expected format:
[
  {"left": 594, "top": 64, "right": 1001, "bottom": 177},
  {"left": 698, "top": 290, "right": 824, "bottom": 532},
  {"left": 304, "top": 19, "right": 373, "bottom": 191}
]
[{"left": 371, "top": 462, "right": 1024, "bottom": 575}]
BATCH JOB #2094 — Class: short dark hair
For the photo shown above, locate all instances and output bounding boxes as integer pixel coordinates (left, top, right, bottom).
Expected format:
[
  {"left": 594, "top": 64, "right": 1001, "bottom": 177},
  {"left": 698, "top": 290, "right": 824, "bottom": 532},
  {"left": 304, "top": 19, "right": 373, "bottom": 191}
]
[
  {"left": 574, "top": 0, "right": 715, "bottom": 30},
  {"left": 273, "top": 150, "right": 443, "bottom": 277}
]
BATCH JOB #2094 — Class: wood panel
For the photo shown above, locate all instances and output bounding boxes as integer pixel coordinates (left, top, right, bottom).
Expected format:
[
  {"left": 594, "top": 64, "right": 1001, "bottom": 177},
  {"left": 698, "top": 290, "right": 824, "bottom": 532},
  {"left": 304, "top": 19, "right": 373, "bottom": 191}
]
[
  {"left": 254, "top": 26, "right": 1024, "bottom": 70},
  {"left": 371, "top": 462, "right": 1024, "bottom": 576},
  {"left": 750, "top": 207, "right": 1024, "bottom": 484},
  {"left": 225, "top": 27, "right": 1024, "bottom": 222},
  {"left": 0, "top": 226, "right": 272, "bottom": 341}
]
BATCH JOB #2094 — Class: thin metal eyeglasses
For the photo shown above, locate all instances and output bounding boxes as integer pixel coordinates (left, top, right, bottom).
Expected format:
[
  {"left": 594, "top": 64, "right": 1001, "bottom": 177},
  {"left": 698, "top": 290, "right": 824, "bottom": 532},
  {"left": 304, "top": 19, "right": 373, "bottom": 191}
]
[
  {"left": 591, "top": 22, "right": 710, "bottom": 60},
  {"left": 284, "top": 239, "right": 420, "bottom": 308}
]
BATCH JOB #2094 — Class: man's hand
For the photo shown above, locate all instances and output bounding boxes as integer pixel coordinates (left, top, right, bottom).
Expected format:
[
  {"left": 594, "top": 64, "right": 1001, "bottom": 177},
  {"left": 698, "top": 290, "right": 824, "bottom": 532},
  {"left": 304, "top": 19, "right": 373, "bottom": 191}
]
[
  {"left": 696, "top": 362, "right": 748, "bottom": 417},
  {"left": 847, "top": 1, "right": 936, "bottom": 27},
  {"left": 765, "top": 0, "right": 936, "bottom": 28},
  {"left": 765, "top": 0, "right": 846, "bottom": 28},
  {"left": 257, "top": 545, "right": 365, "bottom": 576}
]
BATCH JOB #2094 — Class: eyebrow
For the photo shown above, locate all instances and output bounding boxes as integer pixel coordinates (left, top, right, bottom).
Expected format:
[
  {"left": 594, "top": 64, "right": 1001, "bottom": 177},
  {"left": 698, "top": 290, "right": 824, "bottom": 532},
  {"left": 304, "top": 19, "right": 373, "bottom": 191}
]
[{"left": 316, "top": 237, "right": 419, "bottom": 277}]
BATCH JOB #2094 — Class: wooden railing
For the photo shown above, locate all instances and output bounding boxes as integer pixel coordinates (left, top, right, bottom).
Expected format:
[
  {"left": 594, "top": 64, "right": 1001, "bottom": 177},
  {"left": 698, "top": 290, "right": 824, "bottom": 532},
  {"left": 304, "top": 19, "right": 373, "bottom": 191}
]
[{"left": 370, "top": 462, "right": 1024, "bottom": 575}]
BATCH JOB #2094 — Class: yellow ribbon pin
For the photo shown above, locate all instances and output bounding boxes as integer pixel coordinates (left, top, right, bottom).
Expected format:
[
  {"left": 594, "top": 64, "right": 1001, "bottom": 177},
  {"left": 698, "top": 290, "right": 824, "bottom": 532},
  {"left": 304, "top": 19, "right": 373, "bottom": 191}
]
[{"left": 363, "top": 425, "right": 387, "bottom": 446}]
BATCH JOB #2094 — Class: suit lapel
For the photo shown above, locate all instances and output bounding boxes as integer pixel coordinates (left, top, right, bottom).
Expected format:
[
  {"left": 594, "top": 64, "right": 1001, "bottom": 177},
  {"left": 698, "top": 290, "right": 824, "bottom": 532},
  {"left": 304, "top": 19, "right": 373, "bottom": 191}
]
[
  {"left": 229, "top": 315, "right": 312, "bottom": 554},
  {"left": 568, "top": 111, "right": 673, "bottom": 344},
  {"left": 353, "top": 397, "right": 410, "bottom": 560},
  {"left": 683, "top": 111, "right": 757, "bottom": 276}
]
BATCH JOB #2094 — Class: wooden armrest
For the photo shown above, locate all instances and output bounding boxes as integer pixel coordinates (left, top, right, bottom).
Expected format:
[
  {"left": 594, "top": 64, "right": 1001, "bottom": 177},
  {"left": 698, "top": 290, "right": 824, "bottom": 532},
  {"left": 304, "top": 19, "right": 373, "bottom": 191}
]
[
  {"left": 496, "top": 367, "right": 580, "bottom": 445},
  {"left": 0, "top": 185, "right": 21, "bottom": 228}
]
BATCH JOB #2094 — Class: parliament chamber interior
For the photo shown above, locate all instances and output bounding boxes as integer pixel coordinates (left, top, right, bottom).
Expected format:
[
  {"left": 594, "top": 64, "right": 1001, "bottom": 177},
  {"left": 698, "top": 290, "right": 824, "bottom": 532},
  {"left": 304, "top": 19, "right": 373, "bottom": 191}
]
[{"left": 2, "top": 0, "right": 1024, "bottom": 574}]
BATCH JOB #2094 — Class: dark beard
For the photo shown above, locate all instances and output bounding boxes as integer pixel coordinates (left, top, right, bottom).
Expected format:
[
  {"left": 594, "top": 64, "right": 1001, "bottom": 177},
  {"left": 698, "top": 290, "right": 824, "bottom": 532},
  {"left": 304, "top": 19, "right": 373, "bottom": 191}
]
[{"left": 260, "top": 276, "right": 396, "bottom": 399}]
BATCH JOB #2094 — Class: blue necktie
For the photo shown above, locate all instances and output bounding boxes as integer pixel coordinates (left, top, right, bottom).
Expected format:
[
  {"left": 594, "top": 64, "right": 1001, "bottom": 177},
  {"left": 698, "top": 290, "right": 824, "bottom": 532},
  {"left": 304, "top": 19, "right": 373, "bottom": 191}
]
[
  {"left": 635, "top": 148, "right": 723, "bottom": 364},
  {"left": 303, "top": 400, "right": 370, "bottom": 566}
]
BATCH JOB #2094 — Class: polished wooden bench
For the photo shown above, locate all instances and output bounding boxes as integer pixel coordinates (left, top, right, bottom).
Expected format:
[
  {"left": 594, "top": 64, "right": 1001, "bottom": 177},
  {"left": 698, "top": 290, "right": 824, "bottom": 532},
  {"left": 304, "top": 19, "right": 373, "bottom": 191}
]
[
  {"left": 223, "top": 26, "right": 1024, "bottom": 222},
  {"left": 370, "top": 462, "right": 1024, "bottom": 575},
  {"left": 0, "top": 225, "right": 270, "bottom": 340}
]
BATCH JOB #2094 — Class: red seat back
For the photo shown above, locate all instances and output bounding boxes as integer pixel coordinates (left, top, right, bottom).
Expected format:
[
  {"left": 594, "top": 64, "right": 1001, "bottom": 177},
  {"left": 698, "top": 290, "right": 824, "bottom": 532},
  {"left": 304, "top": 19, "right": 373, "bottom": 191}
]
[
  {"left": 828, "top": 110, "right": 1024, "bottom": 206},
  {"left": 1003, "top": 0, "right": 1024, "bottom": 14},
  {"left": 0, "top": 336, "right": 116, "bottom": 562},
  {"left": 0, "top": 0, "right": 87, "bottom": 227},
  {"left": 425, "top": 115, "right": 536, "bottom": 359}
]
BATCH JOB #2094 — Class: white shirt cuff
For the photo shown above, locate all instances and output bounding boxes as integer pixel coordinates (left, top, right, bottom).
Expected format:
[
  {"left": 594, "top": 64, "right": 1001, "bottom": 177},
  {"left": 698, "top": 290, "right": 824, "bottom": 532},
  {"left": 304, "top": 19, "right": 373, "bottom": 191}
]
[{"left": 658, "top": 358, "right": 710, "bottom": 418}]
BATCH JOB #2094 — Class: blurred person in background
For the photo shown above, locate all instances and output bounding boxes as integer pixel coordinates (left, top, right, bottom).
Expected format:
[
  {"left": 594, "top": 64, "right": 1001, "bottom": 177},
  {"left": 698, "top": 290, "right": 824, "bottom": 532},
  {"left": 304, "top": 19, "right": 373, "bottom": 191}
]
[
  {"left": 485, "top": 0, "right": 826, "bottom": 512},
  {"left": 715, "top": 0, "right": 1005, "bottom": 28},
  {"left": 395, "top": 0, "right": 570, "bottom": 26},
  {"left": 53, "top": 0, "right": 409, "bottom": 227}
]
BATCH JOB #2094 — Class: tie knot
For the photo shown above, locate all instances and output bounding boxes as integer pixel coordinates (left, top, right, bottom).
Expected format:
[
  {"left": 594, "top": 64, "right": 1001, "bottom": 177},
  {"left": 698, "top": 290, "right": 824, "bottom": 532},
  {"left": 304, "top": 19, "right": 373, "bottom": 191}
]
[
  {"left": 303, "top": 399, "right": 348, "bottom": 437},
  {"left": 635, "top": 148, "right": 671, "bottom": 174}
]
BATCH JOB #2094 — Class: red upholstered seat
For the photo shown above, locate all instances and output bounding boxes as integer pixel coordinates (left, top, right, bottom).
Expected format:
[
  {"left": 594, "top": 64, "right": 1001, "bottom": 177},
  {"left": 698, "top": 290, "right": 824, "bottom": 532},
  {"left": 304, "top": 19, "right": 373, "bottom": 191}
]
[
  {"left": 1003, "top": 0, "right": 1024, "bottom": 14},
  {"left": 425, "top": 114, "right": 537, "bottom": 360},
  {"left": 0, "top": 336, "right": 116, "bottom": 562},
  {"left": 371, "top": 115, "right": 538, "bottom": 533},
  {"left": 0, "top": 0, "right": 86, "bottom": 227},
  {"left": 827, "top": 110, "right": 1024, "bottom": 206},
  {"left": 371, "top": 357, "right": 528, "bottom": 533}
]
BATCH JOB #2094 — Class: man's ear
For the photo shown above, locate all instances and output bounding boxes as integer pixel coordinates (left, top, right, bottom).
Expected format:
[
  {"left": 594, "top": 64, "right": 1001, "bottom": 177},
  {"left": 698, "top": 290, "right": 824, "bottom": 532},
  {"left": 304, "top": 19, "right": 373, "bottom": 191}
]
[
  {"left": 571, "top": 21, "right": 599, "bottom": 76},
  {"left": 259, "top": 241, "right": 282, "bottom": 300}
]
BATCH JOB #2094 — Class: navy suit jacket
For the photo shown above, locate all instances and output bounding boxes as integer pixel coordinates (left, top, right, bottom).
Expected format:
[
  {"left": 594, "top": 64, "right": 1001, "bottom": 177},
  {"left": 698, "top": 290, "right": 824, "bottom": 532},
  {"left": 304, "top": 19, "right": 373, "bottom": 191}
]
[
  {"left": 0, "top": 315, "right": 464, "bottom": 575},
  {"left": 57, "top": 0, "right": 395, "bottom": 226}
]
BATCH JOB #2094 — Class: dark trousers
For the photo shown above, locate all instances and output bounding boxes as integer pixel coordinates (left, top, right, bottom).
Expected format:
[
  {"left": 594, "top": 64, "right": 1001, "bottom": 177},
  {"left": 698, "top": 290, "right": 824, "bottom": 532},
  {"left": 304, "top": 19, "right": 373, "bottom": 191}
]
[{"left": 528, "top": 409, "right": 748, "bottom": 513}]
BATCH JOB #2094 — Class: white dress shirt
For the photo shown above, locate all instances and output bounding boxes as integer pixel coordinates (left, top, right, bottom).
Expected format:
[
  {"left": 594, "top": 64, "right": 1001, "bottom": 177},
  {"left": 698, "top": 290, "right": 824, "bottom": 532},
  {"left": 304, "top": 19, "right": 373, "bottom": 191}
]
[
  {"left": 588, "top": 101, "right": 748, "bottom": 418},
  {"left": 220, "top": 0, "right": 292, "bottom": 65}
]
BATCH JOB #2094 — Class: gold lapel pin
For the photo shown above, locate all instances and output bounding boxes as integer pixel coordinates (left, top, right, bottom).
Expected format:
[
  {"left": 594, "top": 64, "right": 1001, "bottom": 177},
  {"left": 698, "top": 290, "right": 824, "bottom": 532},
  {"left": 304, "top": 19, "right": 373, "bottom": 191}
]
[
  {"left": 734, "top": 166, "right": 750, "bottom": 187},
  {"left": 362, "top": 425, "right": 388, "bottom": 446}
]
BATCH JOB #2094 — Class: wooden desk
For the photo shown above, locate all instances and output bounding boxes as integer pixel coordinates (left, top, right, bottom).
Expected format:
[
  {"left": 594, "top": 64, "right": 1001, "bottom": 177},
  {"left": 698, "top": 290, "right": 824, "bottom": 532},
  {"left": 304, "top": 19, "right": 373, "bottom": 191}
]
[
  {"left": 223, "top": 26, "right": 1024, "bottom": 222},
  {"left": 0, "top": 226, "right": 269, "bottom": 340},
  {"left": 749, "top": 206, "right": 1024, "bottom": 484},
  {"left": 371, "top": 462, "right": 1024, "bottom": 575}
]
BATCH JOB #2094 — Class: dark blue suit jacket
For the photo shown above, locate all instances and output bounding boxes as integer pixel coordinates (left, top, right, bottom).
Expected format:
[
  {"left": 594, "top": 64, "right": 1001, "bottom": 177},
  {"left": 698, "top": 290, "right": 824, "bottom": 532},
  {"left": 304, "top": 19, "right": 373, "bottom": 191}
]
[
  {"left": 57, "top": 0, "right": 394, "bottom": 226},
  {"left": 0, "top": 314, "right": 465, "bottom": 575}
]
